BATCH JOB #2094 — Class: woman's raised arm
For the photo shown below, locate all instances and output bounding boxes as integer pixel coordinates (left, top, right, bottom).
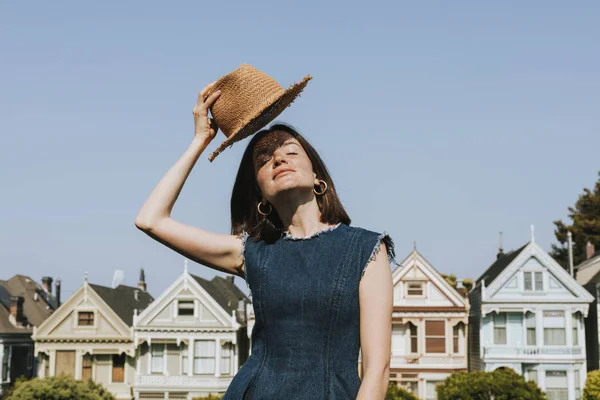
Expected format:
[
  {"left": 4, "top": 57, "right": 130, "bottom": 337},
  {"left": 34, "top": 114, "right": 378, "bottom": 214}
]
[{"left": 134, "top": 83, "right": 244, "bottom": 277}]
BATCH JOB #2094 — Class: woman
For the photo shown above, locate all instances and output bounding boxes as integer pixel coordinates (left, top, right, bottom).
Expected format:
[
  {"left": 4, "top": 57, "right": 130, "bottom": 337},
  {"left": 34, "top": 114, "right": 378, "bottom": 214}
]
[{"left": 135, "top": 82, "right": 394, "bottom": 399}]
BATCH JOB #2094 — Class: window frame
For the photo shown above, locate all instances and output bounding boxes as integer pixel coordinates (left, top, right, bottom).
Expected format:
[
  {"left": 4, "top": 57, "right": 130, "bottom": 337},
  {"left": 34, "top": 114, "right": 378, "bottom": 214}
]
[
  {"left": 77, "top": 311, "right": 95, "bottom": 327},
  {"left": 405, "top": 282, "right": 425, "bottom": 298},
  {"left": 424, "top": 320, "right": 445, "bottom": 354},
  {"left": 150, "top": 343, "right": 165, "bottom": 374},
  {"left": 523, "top": 271, "right": 544, "bottom": 292},
  {"left": 492, "top": 312, "right": 507, "bottom": 345},
  {"left": 177, "top": 300, "right": 195, "bottom": 317},
  {"left": 193, "top": 340, "right": 216, "bottom": 375}
]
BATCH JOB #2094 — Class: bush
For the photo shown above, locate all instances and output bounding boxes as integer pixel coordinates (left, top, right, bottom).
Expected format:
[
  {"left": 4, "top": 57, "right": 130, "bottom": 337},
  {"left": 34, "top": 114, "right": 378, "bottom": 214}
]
[
  {"left": 385, "top": 382, "right": 419, "bottom": 400},
  {"left": 584, "top": 370, "right": 600, "bottom": 400},
  {"left": 436, "top": 369, "right": 546, "bottom": 400},
  {"left": 5, "top": 375, "right": 115, "bottom": 400}
]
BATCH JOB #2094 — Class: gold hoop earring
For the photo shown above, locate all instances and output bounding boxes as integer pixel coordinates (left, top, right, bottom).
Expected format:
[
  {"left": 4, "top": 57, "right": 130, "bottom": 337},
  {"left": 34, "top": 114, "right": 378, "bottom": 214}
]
[
  {"left": 257, "top": 201, "right": 272, "bottom": 216},
  {"left": 313, "top": 180, "right": 328, "bottom": 195}
]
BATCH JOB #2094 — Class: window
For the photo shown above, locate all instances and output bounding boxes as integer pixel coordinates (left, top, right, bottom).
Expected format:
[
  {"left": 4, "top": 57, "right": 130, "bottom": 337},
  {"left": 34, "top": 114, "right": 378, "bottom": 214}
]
[
  {"left": 77, "top": 312, "right": 94, "bottom": 326},
  {"left": 544, "top": 311, "right": 566, "bottom": 346},
  {"left": 182, "top": 344, "right": 188, "bottom": 375},
  {"left": 2, "top": 348, "right": 8, "bottom": 381},
  {"left": 406, "top": 282, "right": 424, "bottom": 296},
  {"left": 151, "top": 344, "right": 164, "bottom": 374},
  {"left": 112, "top": 354, "right": 125, "bottom": 383},
  {"left": 546, "top": 371, "right": 568, "bottom": 400},
  {"left": 178, "top": 300, "right": 194, "bottom": 317},
  {"left": 425, "top": 321, "right": 445, "bottom": 353},
  {"left": 524, "top": 272, "right": 543, "bottom": 292},
  {"left": 221, "top": 343, "right": 232, "bottom": 375},
  {"left": 409, "top": 323, "right": 418, "bottom": 353},
  {"left": 401, "top": 381, "right": 418, "bottom": 394},
  {"left": 82, "top": 354, "right": 92, "bottom": 381},
  {"left": 193, "top": 340, "right": 215, "bottom": 374},
  {"left": 528, "top": 369, "right": 538, "bottom": 385},
  {"left": 573, "top": 313, "right": 579, "bottom": 346},
  {"left": 453, "top": 323, "right": 462, "bottom": 353},
  {"left": 493, "top": 313, "right": 507, "bottom": 345},
  {"left": 526, "top": 312, "right": 536, "bottom": 345}
]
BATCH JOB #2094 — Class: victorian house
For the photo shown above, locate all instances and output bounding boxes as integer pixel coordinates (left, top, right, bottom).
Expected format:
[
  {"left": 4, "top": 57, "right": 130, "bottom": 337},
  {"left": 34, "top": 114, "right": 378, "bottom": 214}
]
[
  {"left": 389, "top": 247, "right": 470, "bottom": 400},
  {"left": 33, "top": 272, "right": 153, "bottom": 400},
  {"left": 469, "top": 232, "right": 593, "bottom": 400},
  {"left": 575, "top": 242, "right": 600, "bottom": 371},
  {"left": 0, "top": 275, "right": 59, "bottom": 396},
  {"left": 132, "top": 261, "right": 250, "bottom": 400}
]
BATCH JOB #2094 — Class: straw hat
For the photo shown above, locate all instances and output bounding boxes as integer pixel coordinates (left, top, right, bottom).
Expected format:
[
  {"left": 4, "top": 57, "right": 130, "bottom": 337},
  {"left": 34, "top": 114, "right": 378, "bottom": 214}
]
[{"left": 206, "top": 64, "right": 312, "bottom": 161}]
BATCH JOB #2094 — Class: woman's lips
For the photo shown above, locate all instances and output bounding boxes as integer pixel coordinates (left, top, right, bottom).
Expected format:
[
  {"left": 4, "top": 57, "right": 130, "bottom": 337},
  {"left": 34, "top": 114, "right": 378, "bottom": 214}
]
[{"left": 273, "top": 168, "right": 295, "bottom": 180}]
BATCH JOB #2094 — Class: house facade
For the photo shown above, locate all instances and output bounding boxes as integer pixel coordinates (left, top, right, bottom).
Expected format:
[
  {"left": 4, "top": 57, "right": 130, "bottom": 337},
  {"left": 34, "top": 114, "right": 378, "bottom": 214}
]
[
  {"left": 33, "top": 273, "right": 153, "bottom": 400},
  {"left": 389, "top": 248, "right": 470, "bottom": 400},
  {"left": 469, "top": 238, "right": 594, "bottom": 400},
  {"left": 0, "top": 275, "right": 59, "bottom": 395},
  {"left": 575, "top": 242, "right": 600, "bottom": 371},
  {"left": 133, "top": 263, "right": 250, "bottom": 400}
]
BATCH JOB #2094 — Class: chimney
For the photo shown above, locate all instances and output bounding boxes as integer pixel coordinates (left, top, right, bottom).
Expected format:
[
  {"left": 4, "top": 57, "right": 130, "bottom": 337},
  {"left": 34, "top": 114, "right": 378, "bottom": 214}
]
[
  {"left": 587, "top": 242, "right": 596, "bottom": 260},
  {"left": 138, "top": 268, "right": 147, "bottom": 292},
  {"left": 41, "top": 276, "right": 53, "bottom": 294},
  {"left": 55, "top": 279, "right": 61, "bottom": 308},
  {"left": 236, "top": 298, "right": 246, "bottom": 324},
  {"left": 9, "top": 296, "right": 25, "bottom": 326}
]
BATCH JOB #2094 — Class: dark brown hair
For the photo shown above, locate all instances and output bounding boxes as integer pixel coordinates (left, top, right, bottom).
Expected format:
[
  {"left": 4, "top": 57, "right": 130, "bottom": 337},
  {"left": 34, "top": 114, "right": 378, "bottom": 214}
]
[{"left": 230, "top": 123, "right": 351, "bottom": 242}]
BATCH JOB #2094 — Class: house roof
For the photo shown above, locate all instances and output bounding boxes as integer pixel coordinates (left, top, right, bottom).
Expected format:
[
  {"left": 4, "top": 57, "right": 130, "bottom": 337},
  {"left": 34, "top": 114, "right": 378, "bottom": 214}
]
[
  {"left": 88, "top": 284, "right": 154, "bottom": 326},
  {"left": 476, "top": 244, "right": 528, "bottom": 285},
  {"left": 190, "top": 275, "right": 249, "bottom": 316},
  {"left": 0, "top": 275, "right": 58, "bottom": 334},
  {"left": 575, "top": 251, "right": 600, "bottom": 286}
]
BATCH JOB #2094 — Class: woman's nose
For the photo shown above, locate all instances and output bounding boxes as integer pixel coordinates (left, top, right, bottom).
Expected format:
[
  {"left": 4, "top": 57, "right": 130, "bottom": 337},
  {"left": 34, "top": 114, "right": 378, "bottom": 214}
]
[{"left": 274, "top": 154, "right": 287, "bottom": 166}]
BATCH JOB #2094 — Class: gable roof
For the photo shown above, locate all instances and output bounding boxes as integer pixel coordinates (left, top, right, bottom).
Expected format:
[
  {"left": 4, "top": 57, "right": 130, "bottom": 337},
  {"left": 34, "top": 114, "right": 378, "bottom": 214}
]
[
  {"left": 477, "top": 244, "right": 528, "bottom": 285},
  {"left": 190, "top": 275, "right": 249, "bottom": 316},
  {"left": 576, "top": 252, "right": 600, "bottom": 286},
  {"left": 89, "top": 284, "right": 153, "bottom": 326}
]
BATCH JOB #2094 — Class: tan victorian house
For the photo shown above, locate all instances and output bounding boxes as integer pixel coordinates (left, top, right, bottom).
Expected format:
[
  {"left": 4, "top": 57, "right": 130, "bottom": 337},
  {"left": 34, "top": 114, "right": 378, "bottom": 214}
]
[
  {"left": 389, "top": 247, "right": 470, "bottom": 400},
  {"left": 33, "top": 272, "right": 153, "bottom": 400},
  {"left": 133, "top": 262, "right": 250, "bottom": 400}
]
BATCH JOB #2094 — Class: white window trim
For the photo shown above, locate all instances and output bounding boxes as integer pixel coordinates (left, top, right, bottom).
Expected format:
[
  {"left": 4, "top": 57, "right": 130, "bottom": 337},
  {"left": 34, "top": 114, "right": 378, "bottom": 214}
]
[
  {"left": 74, "top": 309, "right": 96, "bottom": 329},
  {"left": 405, "top": 281, "right": 426, "bottom": 298},
  {"left": 523, "top": 270, "right": 544, "bottom": 293},
  {"left": 491, "top": 312, "right": 509, "bottom": 346}
]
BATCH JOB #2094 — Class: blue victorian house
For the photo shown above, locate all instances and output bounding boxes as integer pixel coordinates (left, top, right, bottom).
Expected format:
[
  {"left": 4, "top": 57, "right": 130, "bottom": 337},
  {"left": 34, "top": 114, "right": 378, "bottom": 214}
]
[{"left": 469, "top": 231, "right": 593, "bottom": 400}]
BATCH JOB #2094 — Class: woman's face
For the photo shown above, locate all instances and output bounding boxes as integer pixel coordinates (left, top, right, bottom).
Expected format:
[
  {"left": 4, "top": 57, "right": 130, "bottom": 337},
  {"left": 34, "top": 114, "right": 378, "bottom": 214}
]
[{"left": 252, "top": 131, "right": 318, "bottom": 202}]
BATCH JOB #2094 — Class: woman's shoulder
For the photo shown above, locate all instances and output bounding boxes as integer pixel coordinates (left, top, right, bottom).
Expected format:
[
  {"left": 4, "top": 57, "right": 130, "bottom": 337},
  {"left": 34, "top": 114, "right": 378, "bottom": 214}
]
[{"left": 344, "top": 224, "right": 396, "bottom": 264}]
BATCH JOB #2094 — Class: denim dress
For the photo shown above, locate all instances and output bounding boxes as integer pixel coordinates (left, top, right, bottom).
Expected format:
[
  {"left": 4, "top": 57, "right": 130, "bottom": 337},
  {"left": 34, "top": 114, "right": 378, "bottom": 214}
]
[{"left": 222, "top": 223, "right": 394, "bottom": 400}]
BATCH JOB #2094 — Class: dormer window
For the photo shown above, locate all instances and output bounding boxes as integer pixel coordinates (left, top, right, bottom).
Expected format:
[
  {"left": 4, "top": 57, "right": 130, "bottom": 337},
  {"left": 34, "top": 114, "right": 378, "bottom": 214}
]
[
  {"left": 178, "top": 300, "right": 194, "bottom": 317},
  {"left": 406, "top": 282, "right": 424, "bottom": 297},
  {"left": 524, "top": 272, "right": 543, "bottom": 292},
  {"left": 77, "top": 311, "right": 94, "bottom": 326}
]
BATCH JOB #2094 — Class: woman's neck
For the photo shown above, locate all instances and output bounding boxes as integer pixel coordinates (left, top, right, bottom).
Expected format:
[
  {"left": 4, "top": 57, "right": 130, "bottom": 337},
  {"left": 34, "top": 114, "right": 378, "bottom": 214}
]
[{"left": 272, "top": 191, "right": 330, "bottom": 238}]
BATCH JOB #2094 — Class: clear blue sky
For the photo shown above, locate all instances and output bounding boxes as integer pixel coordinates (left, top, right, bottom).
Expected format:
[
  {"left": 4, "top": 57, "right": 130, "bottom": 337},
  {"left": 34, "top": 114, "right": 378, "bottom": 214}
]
[{"left": 1, "top": 1, "right": 598, "bottom": 299}]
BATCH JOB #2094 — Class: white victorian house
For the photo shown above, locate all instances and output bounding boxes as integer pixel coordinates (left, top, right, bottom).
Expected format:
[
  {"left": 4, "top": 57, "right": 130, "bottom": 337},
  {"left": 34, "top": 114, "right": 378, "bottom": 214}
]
[
  {"left": 33, "top": 272, "right": 153, "bottom": 400},
  {"left": 389, "top": 247, "right": 470, "bottom": 400},
  {"left": 133, "top": 262, "right": 250, "bottom": 400},
  {"left": 469, "top": 232, "right": 593, "bottom": 400}
]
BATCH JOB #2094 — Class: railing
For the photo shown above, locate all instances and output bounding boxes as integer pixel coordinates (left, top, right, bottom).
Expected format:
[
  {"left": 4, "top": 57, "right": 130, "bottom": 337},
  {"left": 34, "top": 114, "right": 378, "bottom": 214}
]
[
  {"left": 483, "top": 346, "right": 583, "bottom": 358},
  {"left": 136, "top": 374, "right": 233, "bottom": 387},
  {"left": 390, "top": 354, "right": 467, "bottom": 368}
]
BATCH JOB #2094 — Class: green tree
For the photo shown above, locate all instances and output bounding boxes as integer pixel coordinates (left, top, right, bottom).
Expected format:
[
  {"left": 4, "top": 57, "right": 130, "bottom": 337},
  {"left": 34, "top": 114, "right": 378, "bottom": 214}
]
[
  {"left": 584, "top": 370, "right": 600, "bottom": 400},
  {"left": 6, "top": 375, "right": 115, "bottom": 400},
  {"left": 436, "top": 369, "right": 546, "bottom": 400},
  {"left": 441, "top": 274, "right": 473, "bottom": 292},
  {"left": 385, "top": 382, "right": 419, "bottom": 400},
  {"left": 550, "top": 171, "right": 600, "bottom": 269}
]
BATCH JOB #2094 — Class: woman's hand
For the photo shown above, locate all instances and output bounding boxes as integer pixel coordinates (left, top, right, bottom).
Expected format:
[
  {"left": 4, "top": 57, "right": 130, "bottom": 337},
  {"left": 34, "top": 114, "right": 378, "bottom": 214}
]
[{"left": 193, "top": 82, "right": 221, "bottom": 144}]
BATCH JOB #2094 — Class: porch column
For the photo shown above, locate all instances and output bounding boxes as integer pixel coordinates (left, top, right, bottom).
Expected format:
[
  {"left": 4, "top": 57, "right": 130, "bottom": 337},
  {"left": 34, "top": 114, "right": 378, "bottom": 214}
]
[
  {"left": 0, "top": 345, "right": 4, "bottom": 381},
  {"left": 74, "top": 350, "right": 82, "bottom": 380},
  {"left": 136, "top": 347, "right": 141, "bottom": 377},
  {"left": 49, "top": 350, "right": 56, "bottom": 377},
  {"left": 215, "top": 339, "right": 221, "bottom": 377},
  {"left": 567, "top": 369, "right": 575, "bottom": 400},
  {"left": 536, "top": 309, "right": 543, "bottom": 346},
  {"left": 188, "top": 338, "right": 194, "bottom": 377}
]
